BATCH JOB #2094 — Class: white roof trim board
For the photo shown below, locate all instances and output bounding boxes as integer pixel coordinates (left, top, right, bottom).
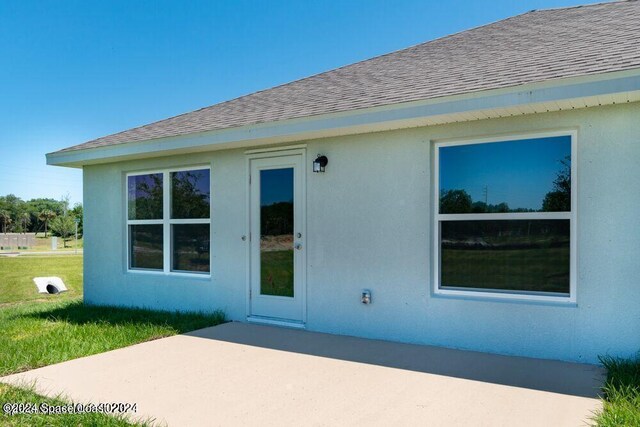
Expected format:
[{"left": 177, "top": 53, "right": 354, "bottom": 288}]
[{"left": 49, "top": 0, "right": 640, "bottom": 166}]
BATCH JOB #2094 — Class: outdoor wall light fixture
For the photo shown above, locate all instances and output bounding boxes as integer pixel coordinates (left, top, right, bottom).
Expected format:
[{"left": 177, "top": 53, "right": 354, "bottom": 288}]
[{"left": 313, "top": 155, "right": 328, "bottom": 173}]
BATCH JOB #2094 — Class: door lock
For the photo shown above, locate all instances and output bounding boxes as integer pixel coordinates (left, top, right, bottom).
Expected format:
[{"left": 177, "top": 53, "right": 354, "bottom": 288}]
[{"left": 294, "top": 243, "right": 303, "bottom": 250}]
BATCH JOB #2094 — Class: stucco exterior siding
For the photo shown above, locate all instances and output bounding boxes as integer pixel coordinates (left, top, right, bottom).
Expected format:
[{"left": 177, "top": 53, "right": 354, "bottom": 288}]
[{"left": 83, "top": 102, "right": 640, "bottom": 363}]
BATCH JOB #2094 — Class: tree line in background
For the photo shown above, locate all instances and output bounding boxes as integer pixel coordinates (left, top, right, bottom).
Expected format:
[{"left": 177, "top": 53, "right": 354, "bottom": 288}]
[
  {"left": 0, "top": 194, "right": 83, "bottom": 244},
  {"left": 440, "top": 156, "right": 571, "bottom": 214},
  {"left": 261, "top": 201, "right": 294, "bottom": 236}
]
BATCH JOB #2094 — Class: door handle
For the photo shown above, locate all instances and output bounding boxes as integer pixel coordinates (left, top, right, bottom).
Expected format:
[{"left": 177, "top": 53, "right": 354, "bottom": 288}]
[{"left": 294, "top": 243, "right": 303, "bottom": 250}]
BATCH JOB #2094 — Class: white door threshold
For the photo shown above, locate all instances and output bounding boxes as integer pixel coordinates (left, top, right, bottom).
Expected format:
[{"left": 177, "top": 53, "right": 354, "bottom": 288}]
[{"left": 246, "top": 316, "right": 306, "bottom": 329}]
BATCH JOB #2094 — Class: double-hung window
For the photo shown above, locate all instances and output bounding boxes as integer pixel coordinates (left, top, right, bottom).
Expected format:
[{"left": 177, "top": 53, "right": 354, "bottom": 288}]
[
  {"left": 434, "top": 132, "right": 576, "bottom": 302},
  {"left": 127, "top": 167, "right": 211, "bottom": 274}
]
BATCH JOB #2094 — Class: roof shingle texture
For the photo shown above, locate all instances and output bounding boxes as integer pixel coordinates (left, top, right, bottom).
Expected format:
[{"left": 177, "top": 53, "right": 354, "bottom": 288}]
[{"left": 60, "top": 0, "right": 640, "bottom": 152}]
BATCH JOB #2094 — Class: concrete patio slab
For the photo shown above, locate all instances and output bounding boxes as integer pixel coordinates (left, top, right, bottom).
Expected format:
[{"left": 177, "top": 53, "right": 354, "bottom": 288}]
[{"left": 2, "top": 322, "right": 605, "bottom": 426}]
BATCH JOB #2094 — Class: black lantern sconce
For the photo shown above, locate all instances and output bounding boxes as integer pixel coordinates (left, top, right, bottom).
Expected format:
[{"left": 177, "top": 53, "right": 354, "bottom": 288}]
[{"left": 313, "top": 155, "right": 328, "bottom": 173}]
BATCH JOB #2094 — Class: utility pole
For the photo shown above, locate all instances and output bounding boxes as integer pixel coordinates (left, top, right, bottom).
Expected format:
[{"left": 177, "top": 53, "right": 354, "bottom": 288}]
[{"left": 482, "top": 185, "right": 488, "bottom": 205}]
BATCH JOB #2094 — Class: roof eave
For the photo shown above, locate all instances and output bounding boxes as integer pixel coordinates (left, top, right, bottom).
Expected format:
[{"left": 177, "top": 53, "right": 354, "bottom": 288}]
[{"left": 47, "top": 68, "right": 640, "bottom": 168}]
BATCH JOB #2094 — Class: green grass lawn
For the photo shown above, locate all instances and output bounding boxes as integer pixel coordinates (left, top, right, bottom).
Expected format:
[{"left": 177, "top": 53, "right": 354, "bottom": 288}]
[
  {"left": 441, "top": 247, "right": 570, "bottom": 294},
  {"left": 0, "top": 383, "right": 148, "bottom": 427},
  {"left": 593, "top": 355, "right": 640, "bottom": 426},
  {"left": 0, "top": 299, "right": 225, "bottom": 377},
  {"left": 260, "top": 250, "right": 294, "bottom": 297},
  {"left": 0, "top": 254, "right": 224, "bottom": 426},
  {"left": 0, "top": 255, "right": 83, "bottom": 304}
]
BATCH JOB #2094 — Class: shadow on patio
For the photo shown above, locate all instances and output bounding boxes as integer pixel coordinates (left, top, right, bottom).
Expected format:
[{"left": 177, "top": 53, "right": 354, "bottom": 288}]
[{"left": 186, "top": 321, "right": 605, "bottom": 398}]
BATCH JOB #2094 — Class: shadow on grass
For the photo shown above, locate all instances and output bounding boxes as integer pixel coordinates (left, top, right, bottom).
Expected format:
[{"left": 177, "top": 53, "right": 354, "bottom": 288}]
[
  {"left": 600, "top": 354, "right": 640, "bottom": 392},
  {"left": 20, "top": 300, "right": 226, "bottom": 333}
]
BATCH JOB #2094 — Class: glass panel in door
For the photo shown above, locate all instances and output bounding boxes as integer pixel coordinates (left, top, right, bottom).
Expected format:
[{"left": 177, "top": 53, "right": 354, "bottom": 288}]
[{"left": 260, "top": 168, "right": 294, "bottom": 297}]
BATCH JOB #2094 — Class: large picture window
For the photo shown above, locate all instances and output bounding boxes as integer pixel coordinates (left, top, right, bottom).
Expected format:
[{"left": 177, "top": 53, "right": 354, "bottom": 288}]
[
  {"left": 434, "top": 133, "right": 576, "bottom": 302},
  {"left": 127, "top": 167, "right": 210, "bottom": 274}
]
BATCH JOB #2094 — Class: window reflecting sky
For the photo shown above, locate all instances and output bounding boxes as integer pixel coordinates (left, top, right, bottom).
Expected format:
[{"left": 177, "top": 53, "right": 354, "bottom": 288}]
[
  {"left": 261, "top": 168, "right": 293, "bottom": 206},
  {"left": 171, "top": 169, "right": 210, "bottom": 219},
  {"left": 128, "top": 173, "right": 162, "bottom": 201},
  {"left": 439, "top": 136, "right": 571, "bottom": 211},
  {"left": 128, "top": 173, "right": 163, "bottom": 220},
  {"left": 171, "top": 170, "right": 210, "bottom": 202}
]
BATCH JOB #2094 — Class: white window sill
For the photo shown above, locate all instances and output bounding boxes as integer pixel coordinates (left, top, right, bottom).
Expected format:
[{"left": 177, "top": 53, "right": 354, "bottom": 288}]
[
  {"left": 433, "top": 288, "right": 576, "bottom": 306},
  {"left": 126, "top": 269, "right": 212, "bottom": 280}
]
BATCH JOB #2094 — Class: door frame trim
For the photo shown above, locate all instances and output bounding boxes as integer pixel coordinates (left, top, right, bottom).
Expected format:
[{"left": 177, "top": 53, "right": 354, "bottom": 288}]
[
  {"left": 244, "top": 144, "right": 307, "bottom": 155},
  {"left": 245, "top": 147, "right": 307, "bottom": 324}
]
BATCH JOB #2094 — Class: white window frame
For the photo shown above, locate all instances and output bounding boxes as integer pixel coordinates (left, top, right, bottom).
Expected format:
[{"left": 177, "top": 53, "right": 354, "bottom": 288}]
[
  {"left": 126, "top": 165, "right": 211, "bottom": 277},
  {"left": 433, "top": 130, "right": 577, "bottom": 303}
]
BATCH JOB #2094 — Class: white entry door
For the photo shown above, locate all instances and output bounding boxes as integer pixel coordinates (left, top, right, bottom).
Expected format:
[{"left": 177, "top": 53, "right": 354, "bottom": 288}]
[{"left": 249, "top": 153, "right": 305, "bottom": 323}]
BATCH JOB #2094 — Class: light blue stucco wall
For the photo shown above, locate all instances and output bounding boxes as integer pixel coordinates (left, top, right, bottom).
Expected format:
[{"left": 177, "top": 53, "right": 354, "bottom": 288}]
[{"left": 83, "top": 102, "right": 640, "bottom": 363}]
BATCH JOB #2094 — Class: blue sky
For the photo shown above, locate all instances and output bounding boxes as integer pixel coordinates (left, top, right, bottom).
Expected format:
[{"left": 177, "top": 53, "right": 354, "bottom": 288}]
[
  {"left": 0, "top": 0, "right": 596, "bottom": 205},
  {"left": 261, "top": 168, "right": 293, "bottom": 207},
  {"left": 439, "top": 136, "right": 571, "bottom": 210}
]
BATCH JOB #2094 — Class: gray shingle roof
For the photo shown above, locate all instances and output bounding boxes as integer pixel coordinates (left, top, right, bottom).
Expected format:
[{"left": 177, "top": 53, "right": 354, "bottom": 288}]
[{"left": 59, "top": 0, "right": 640, "bottom": 153}]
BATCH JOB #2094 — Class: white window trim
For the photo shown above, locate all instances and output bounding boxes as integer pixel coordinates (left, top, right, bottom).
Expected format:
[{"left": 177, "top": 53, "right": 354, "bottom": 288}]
[
  {"left": 126, "top": 165, "right": 212, "bottom": 277},
  {"left": 432, "top": 130, "right": 577, "bottom": 304}
]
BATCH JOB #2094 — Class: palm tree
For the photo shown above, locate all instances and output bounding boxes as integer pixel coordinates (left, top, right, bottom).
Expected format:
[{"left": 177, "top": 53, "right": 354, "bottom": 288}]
[
  {"left": 38, "top": 210, "right": 56, "bottom": 237},
  {"left": 20, "top": 212, "right": 31, "bottom": 233},
  {"left": 0, "top": 210, "right": 11, "bottom": 234}
]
